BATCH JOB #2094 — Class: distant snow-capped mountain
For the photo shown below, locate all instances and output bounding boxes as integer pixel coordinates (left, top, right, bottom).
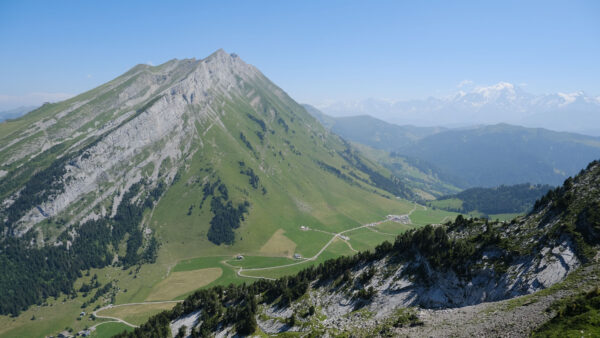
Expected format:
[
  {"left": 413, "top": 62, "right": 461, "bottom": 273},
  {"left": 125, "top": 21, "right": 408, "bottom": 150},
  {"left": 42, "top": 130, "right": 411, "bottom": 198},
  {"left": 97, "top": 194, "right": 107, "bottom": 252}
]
[{"left": 317, "top": 82, "right": 600, "bottom": 135}]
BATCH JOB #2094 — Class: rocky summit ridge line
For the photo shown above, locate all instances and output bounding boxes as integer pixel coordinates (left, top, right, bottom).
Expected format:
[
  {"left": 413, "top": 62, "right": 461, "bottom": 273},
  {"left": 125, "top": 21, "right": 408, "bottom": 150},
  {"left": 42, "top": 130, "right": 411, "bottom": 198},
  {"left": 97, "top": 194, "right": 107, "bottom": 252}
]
[
  {"left": 0, "top": 50, "right": 416, "bottom": 317},
  {"left": 1, "top": 49, "right": 260, "bottom": 234}
]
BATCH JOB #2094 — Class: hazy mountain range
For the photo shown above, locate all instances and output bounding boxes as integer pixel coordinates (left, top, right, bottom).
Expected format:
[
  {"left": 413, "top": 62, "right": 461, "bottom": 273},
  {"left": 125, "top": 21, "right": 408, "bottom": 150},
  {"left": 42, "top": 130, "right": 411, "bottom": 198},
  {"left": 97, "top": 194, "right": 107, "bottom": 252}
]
[
  {"left": 316, "top": 82, "right": 600, "bottom": 136},
  {"left": 1, "top": 50, "right": 599, "bottom": 338},
  {"left": 0, "top": 106, "right": 37, "bottom": 122},
  {"left": 304, "top": 105, "right": 600, "bottom": 188}
]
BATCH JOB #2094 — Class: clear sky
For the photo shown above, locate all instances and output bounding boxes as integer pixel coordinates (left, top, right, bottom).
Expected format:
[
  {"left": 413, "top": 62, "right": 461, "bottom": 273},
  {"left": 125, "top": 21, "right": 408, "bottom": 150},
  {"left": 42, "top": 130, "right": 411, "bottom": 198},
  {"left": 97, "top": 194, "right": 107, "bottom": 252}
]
[{"left": 0, "top": 0, "right": 598, "bottom": 110}]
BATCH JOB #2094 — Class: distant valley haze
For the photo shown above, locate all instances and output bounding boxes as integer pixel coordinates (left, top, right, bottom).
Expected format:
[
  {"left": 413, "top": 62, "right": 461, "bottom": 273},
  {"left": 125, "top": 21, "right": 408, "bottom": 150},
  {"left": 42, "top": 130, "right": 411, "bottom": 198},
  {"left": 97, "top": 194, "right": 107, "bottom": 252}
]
[
  {"left": 3, "top": 81, "right": 600, "bottom": 136},
  {"left": 2, "top": 1, "right": 600, "bottom": 337},
  {"left": 314, "top": 82, "right": 600, "bottom": 136},
  {"left": 2, "top": 1, "right": 599, "bottom": 134}
]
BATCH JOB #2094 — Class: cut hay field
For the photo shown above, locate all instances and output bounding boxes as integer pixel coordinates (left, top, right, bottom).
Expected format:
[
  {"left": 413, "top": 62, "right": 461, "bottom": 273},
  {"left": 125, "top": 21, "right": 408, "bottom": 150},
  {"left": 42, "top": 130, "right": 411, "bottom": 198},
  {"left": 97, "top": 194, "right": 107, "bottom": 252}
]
[
  {"left": 226, "top": 256, "right": 296, "bottom": 269},
  {"left": 146, "top": 268, "right": 223, "bottom": 301},
  {"left": 97, "top": 303, "right": 177, "bottom": 326},
  {"left": 170, "top": 256, "right": 255, "bottom": 289},
  {"left": 344, "top": 227, "right": 396, "bottom": 252},
  {"left": 410, "top": 208, "right": 458, "bottom": 225},
  {"left": 241, "top": 238, "right": 356, "bottom": 280},
  {"left": 91, "top": 322, "right": 134, "bottom": 338},
  {"left": 259, "top": 228, "right": 297, "bottom": 257}
]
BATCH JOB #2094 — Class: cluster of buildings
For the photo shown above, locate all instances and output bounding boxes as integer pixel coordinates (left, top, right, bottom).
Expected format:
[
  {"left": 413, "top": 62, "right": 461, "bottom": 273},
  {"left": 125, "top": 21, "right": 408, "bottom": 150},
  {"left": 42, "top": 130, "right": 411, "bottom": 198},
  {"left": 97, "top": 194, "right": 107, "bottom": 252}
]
[
  {"left": 53, "top": 328, "right": 91, "bottom": 338},
  {"left": 386, "top": 214, "right": 411, "bottom": 224}
]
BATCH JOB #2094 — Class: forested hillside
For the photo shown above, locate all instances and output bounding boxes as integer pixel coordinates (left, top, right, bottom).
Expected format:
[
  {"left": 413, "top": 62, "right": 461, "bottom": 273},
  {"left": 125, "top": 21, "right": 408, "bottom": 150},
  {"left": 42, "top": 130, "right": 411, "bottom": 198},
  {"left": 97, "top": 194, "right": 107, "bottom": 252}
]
[
  {"left": 397, "top": 124, "right": 600, "bottom": 187},
  {"left": 0, "top": 50, "right": 418, "bottom": 319},
  {"left": 119, "top": 159, "right": 600, "bottom": 337},
  {"left": 304, "top": 106, "right": 600, "bottom": 188},
  {"left": 303, "top": 105, "right": 443, "bottom": 150},
  {"left": 0, "top": 181, "right": 162, "bottom": 315},
  {"left": 431, "top": 183, "right": 553, "bottom": 215}
]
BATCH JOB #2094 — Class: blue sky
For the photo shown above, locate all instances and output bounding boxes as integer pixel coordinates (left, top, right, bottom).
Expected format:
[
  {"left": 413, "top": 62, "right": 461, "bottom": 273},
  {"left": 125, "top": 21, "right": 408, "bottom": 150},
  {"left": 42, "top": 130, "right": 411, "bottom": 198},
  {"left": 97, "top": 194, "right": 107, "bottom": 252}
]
[{"left": 0, "top": 0, "right": 598, "bottom": 109}]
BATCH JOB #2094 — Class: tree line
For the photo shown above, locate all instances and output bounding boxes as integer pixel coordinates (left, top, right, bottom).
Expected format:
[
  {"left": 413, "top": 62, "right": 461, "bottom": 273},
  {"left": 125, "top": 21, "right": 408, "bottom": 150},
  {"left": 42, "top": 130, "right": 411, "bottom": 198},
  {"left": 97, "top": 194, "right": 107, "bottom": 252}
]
[
  {"left": 201, "top": 178, "right": 250, "bottom": 246},
  {"left": 437, "top": 183, "right": 553, "bottom": 215},
  {"left": 120, "top": 160, "right": 600, "bottom": 337},
  {"left": 117, "top": 216, "right": 502, "bottom": 337},
  {"left": 0, "top": 180, "right": 163, "bottom": 316}
]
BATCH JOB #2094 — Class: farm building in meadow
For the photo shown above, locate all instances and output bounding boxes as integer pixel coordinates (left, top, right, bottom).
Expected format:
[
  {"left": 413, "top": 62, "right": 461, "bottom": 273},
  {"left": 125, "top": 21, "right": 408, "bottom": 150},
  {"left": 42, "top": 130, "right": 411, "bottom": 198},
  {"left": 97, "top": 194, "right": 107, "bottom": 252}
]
[{"left": 386, "top": 214, "right": 411, "bottom": 224}]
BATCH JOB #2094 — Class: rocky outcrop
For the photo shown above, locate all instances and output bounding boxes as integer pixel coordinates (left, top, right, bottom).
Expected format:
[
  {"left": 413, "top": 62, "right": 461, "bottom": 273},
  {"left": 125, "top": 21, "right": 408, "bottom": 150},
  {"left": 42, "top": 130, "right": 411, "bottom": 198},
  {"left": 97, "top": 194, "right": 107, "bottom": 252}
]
[
  {"left": 2, "top": 50, "right": 267, "bottom": 235},
  {"left": 246, "top": 168, "right": 600, "bottom": 336},
  {"left": 267, "top": 236, "right": 580, "bottom": 331}
]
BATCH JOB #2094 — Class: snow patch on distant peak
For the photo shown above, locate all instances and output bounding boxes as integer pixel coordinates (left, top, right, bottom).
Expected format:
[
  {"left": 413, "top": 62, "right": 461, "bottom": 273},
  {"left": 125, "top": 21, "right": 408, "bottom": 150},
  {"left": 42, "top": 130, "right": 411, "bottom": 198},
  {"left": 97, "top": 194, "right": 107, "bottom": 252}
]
[
  {"left": 316, "top": 81, "right": 600, "bottom": 134},
  {"left": 475, "top": 81, "right": 515, "bottom": 91},
  {"left": 474, "top": 82, "right": 516, "bottom": 99},
  {"left": 557, "top": 92, "right": 579, "bottom": 105}
]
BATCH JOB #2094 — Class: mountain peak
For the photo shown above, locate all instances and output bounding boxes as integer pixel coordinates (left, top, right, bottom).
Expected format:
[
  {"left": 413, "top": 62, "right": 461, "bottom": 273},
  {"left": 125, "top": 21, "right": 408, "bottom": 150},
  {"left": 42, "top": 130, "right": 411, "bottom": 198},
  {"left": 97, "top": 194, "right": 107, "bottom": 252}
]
[
  {"left": 472, "top": 82, "right": 518, "bottom": 101},
  {"left": 0, "top": 49, "right": 428, "bottom": 323},
  {"left": 205, "top": 48, "right": 234, "bottom": 61}
]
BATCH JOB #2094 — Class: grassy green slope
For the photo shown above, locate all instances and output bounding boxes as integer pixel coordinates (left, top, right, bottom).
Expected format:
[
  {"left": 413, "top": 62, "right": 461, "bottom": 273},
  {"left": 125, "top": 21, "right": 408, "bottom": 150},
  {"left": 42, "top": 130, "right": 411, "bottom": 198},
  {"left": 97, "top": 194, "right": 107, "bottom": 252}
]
[
  {"left": 147, "top": 74, "right": 417, "bottom": 286},
  {"left": 0, "top": 54, "right": 457, "bottom": 337},
  {"left": 532, "top": 287, "right": 600, "bottom": 337},
  {"left": 351, "top": 143, "right": 460, "bottom": 199},
  {"left": 48, "top": 61, "right": 425, "bottom": 311}
]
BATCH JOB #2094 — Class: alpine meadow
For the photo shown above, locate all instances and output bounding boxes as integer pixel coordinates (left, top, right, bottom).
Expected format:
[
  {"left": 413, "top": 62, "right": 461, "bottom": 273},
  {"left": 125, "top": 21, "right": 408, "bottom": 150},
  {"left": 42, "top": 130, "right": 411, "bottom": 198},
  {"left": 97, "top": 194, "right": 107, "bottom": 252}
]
[
  {"left": 1, "top": 1, "right": 600, "bottom": 337},
  {"left": 0, "top": 50, "right": 457, "bottom": 337}
]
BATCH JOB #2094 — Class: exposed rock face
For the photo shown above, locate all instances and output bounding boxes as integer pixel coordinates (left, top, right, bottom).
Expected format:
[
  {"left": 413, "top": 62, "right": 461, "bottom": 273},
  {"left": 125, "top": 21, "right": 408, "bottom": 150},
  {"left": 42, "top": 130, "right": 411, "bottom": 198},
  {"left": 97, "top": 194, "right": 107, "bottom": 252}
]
[
  {"left": 171, "top": 227, "right": 590, "bottom": 337},
  {"left": 170, "top": 310, "right": 201, "bottom": 337},
  {"left": 162, "top": 162, "right": 600, "bottom": 337},
  {"left": 311, "top": 241, "right": 580, "bottom": 324},
  {"left": 531, "top": 240, "right": 579, "bottom": 288},
  {"left": 246, "top": 243, "right": 585, "bottom": 337},
  {"left": 0, "top": 50, "right": 266, "bottom": 235},
  {"left": 251, "top": 164, "right": 600, "bottom": 337}
]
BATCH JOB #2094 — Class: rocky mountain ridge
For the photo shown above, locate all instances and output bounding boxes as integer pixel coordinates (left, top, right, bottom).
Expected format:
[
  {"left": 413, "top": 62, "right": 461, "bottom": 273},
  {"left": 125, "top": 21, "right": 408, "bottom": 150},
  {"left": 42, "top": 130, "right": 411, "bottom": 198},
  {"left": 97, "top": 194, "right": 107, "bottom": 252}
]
[
  {"left": 125, "top": 160, "right": 600, "bottom": 337},
  {"left": 1, "top": 50, "right": 259, "bottom": 235},
  {"left": 0, "top": 50, "right": 419, "bottom": 317}
]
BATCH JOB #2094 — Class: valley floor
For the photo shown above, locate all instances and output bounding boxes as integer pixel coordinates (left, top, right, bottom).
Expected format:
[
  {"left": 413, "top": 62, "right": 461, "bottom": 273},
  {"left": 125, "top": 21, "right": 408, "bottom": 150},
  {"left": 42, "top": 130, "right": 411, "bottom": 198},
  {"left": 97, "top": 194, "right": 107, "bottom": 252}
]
[{"left": 0, "top": 204, "right": 456, "bottom": 338}]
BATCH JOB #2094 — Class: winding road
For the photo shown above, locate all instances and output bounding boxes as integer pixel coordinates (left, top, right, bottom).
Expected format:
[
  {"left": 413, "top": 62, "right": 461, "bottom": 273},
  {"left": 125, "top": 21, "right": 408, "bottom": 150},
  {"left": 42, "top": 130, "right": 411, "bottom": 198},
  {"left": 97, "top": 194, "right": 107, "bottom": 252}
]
[
  {"left": 88, "top": 203, "right": 426, "bottom": 330},
  {"left": 89, "top": 300, "right": 183, "bottom": 331},
  {"left": 230, "top": 202, "right": 423, "bottom": 279}
]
